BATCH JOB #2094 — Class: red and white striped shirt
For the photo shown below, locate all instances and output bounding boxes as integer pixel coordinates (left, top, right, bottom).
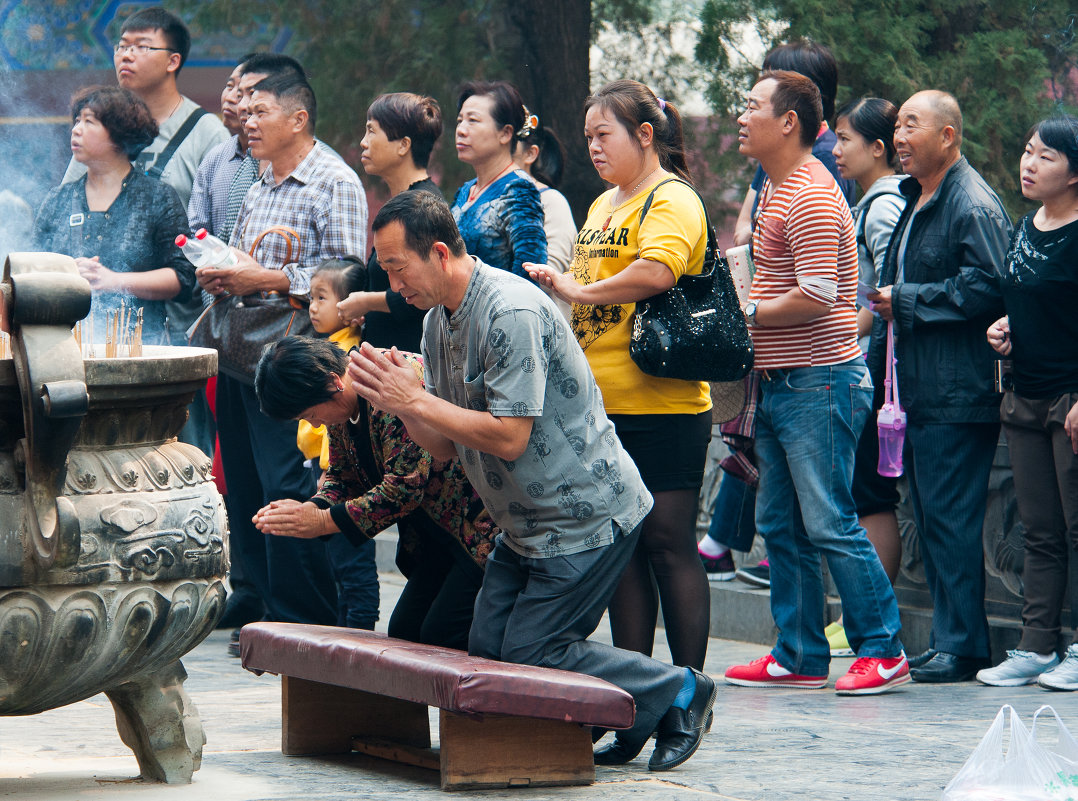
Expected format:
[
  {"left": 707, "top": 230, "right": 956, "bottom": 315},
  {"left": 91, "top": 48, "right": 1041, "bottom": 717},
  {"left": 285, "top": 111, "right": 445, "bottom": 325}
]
[{"left": 748, "top": 160, "right": 860, "bottom": 369}]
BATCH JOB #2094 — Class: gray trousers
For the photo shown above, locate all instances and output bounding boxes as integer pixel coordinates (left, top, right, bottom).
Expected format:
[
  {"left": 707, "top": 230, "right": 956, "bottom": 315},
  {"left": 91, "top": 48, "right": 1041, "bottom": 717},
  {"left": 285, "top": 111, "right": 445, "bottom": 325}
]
[
  {"left": 1003, "top": 392, "right": 1078, "bottom": 652},
  {"left": 469, "top": 523, "right": 685, "bottom": 742}
]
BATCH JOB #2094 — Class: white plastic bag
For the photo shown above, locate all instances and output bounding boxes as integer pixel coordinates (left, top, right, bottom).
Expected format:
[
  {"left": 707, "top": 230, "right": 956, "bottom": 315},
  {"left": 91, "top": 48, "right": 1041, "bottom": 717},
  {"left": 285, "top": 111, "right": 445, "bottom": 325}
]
[
  {"left": 1031, "top": 705, "right": 1078, "bottom": 799},
  {"left": 942, "top": 705, "right": 1063, "bottom": 801}
]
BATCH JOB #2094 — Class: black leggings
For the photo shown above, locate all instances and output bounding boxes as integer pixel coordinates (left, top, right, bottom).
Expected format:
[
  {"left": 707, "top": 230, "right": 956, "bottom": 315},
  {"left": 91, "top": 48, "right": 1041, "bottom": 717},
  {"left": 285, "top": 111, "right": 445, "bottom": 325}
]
[{"left": 606, "top": 412, "right": 711, "bottom": 670}]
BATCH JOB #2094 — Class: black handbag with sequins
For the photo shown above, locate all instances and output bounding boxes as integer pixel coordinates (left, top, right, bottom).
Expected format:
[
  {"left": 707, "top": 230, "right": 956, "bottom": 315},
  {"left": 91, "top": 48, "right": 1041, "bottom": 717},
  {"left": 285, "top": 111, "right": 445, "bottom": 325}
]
[{"left": 629, "top": 179, "right": 754, "bottom": 382}]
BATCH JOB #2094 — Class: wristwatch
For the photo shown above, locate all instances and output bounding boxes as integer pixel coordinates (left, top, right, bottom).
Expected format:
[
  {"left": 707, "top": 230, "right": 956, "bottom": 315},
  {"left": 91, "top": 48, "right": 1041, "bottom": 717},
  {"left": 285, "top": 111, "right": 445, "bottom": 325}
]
[{"left": 743, "top": 300, "right": 759, "bottom": 327}]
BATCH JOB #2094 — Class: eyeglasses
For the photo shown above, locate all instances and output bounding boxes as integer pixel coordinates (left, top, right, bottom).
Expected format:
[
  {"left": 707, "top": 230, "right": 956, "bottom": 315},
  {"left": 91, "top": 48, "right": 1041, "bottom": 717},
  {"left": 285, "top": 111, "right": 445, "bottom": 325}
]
[{"left": 113, "top": 43, "right": 175, "bottom": 56}]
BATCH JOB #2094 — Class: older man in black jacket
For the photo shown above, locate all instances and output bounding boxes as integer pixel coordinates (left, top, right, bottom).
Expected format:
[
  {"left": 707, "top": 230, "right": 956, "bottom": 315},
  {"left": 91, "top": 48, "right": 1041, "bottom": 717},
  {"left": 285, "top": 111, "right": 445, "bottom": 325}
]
[{"left": 869, "top": 90, "right": 1011, "bottom": 683}]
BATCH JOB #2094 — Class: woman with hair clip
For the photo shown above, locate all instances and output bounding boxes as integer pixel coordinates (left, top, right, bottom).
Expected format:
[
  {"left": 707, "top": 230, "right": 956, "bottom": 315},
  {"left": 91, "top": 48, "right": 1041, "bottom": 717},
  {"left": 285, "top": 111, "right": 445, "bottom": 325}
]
[
  {"left": 824, "top": 96, "right": 906, "bottom": 657},
  {"left": 528, "top": 79, "right": 712, "bottom": 766},
  {"left": 513, "top": 119, "right": 577, "bottom": 317},
  {"left": 451, "top": 80, "right": 546, "bottom": 279}
]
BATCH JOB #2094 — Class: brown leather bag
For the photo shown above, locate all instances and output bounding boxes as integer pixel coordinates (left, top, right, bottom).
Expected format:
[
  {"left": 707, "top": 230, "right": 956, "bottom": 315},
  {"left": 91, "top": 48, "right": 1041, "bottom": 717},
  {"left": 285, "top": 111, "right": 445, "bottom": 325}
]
[{"left": 186, "top": 226, "right": 314, "bottom": 384}]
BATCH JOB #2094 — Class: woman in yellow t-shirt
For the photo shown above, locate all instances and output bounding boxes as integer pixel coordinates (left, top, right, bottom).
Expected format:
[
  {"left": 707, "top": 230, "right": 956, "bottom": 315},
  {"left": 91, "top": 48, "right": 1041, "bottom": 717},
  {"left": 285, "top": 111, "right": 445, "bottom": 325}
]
[{"left": 528, "top": 80, "right": 712, "bottom": 764}]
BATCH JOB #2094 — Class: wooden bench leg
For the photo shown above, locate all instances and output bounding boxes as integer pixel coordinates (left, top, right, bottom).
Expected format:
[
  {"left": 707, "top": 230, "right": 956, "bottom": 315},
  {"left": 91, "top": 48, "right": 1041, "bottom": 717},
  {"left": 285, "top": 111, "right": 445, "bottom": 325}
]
[
  {"left": 281, "top": 676, "right": 430, "bottom": 756},
  {"left": 438, "top": 709, "right": 594, "bottom": 791}
]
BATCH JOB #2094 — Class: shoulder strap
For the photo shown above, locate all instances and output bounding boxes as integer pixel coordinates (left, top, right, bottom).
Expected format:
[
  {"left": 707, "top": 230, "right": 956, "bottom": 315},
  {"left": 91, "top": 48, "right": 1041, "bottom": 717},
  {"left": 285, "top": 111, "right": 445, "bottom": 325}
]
[
  {"left": 856, "top": 186, "right": 903, "bottom": 253},
  {"left": 146, "top": 107, "right": 209, "bottom": 180},
  {"left": 637, "top": 177, "right": 718, "bottom": 265}
]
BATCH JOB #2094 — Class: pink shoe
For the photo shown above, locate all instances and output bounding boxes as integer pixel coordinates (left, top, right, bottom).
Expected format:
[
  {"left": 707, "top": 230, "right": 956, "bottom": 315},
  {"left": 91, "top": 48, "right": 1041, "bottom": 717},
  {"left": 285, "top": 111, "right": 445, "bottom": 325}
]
[
  {"left": 724, "top": 654, "right": 828, "bottom": 689},
  {"left": 835, "top": 654, "right": 910, "bottom": 695}
]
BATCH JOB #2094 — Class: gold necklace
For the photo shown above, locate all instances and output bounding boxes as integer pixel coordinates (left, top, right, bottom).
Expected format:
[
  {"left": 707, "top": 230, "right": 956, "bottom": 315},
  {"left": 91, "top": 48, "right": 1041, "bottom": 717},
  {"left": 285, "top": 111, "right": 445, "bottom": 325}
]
[{"left": 601, "top": 167, "right": 661, "bottom": 232}]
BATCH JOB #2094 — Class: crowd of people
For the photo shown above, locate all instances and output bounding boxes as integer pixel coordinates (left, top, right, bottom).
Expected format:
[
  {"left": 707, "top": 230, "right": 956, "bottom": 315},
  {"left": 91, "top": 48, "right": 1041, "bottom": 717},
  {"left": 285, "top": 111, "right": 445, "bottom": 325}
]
[{"left": 16, "top": 4, "right": 1078, "bottom": 773}]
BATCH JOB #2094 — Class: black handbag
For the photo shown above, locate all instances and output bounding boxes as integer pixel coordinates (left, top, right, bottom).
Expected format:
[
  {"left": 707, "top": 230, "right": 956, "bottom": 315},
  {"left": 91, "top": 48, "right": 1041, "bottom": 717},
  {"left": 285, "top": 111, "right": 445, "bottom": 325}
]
[
  {"left": 629, "top": 179, "right": 754, "bottom": 382},
  {"left": 186, "top": 225, "right": 314, "bottom": 383}
]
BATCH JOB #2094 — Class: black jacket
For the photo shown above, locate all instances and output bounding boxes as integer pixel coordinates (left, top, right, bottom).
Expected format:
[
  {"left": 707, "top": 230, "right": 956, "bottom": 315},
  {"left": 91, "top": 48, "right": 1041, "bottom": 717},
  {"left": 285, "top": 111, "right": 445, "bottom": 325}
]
[{"left": 870, "top": 157, "right": 1011, "bottom": 424}]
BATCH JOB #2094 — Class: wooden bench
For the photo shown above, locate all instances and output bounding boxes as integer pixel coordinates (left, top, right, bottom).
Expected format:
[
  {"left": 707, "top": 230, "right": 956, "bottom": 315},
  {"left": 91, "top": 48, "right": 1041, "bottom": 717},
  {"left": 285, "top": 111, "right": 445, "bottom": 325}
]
[{"left": 239, "top": 622, "right": 636, "bottom": 791}]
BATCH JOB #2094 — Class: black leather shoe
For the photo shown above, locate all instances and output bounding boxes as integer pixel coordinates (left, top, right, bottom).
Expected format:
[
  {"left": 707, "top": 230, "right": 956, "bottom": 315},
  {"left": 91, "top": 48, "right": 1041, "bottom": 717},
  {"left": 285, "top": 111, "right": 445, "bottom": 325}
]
[
  {"left": 909, "top": 652, "right": 990, "bottom": 683},
  {"left": 594, "top": 732, "right": 648, "bottom": 765},
  {"left": 648, "top": 669, "right": 717, "bottom": 772},
  {"left": 907, "top": 648, "right": 939, "bottom": 669}
]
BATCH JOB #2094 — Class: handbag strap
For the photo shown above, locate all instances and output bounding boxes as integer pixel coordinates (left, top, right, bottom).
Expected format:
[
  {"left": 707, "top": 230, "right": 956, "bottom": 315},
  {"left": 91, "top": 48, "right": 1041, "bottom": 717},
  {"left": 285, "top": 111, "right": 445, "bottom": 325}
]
[
  {"left": 248, "top": 225, "right": 302, "bottom": 264},
  {"left": 638, "top": 177, "right": 719, "bottom": 275},
  {"left": 146, "top": 107, "right": 208, "bottom": 180},
  {"left": 885, "top": 319, "right": 900, "bottom": 409}
]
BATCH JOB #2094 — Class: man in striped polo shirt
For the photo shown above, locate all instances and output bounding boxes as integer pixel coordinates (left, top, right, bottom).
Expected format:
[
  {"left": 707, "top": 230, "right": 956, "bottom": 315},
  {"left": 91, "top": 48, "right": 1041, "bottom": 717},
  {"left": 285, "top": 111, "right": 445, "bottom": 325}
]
[{"left": 723, "top": 71, "right": 908, "bottom": 695}]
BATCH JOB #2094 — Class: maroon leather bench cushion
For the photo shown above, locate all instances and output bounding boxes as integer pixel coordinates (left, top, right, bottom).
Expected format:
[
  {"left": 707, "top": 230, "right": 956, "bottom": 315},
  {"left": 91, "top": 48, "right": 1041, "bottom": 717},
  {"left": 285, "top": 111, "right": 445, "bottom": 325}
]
[{"left": 240, "top": 622, "right": 635, "bottom": 729}]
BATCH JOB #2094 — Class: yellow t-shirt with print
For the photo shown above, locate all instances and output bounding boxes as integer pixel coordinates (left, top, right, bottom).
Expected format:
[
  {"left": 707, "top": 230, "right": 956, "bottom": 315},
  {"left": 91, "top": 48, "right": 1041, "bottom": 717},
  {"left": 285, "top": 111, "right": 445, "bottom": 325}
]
[
  {"left": 571, "top": 178, "right": 712, "bottom": 415},
  {"left": 297, "top": 326, "right": 362, "bottom": 470}
]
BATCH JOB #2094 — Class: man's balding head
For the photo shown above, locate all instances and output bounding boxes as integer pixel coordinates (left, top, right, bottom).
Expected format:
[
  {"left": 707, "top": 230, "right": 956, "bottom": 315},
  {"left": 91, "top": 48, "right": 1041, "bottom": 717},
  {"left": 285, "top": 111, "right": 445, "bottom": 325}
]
[
  {"left": 908, "top": 90, "right": 963, "bottom": 143},
  {"left": 894, "top": 90, "right": 963, "bottom": 182}
]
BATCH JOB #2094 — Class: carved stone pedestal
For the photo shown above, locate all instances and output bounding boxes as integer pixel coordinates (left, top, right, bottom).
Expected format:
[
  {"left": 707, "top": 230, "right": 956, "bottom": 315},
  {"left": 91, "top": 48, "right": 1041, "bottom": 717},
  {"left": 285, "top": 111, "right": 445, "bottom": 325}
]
[{"left": 1, "top": 253, "right": 227, "bottom": 783}]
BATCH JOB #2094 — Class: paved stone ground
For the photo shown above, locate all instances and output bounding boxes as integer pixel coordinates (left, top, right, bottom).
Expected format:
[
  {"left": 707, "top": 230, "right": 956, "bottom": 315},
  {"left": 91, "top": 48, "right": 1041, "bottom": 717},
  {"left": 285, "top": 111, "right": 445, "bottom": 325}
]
[{"left": 2, "top": 572, "right": 1073, "bottom": 800}]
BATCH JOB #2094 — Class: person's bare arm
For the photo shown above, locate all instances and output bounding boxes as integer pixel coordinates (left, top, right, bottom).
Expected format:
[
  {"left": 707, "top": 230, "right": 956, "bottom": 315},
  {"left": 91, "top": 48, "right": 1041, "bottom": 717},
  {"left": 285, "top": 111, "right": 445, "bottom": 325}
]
[
  {"left": 527, "top": 257, "right": 674, "bottom": 305},
  {"left": 751, "top": 288, "right": 832, "bottom": 328},
  {"left": 75, "top": 256, "right": 181, "bottom": 300},
  {"left": 733, "top": 188, "right": 758, "bottom": 247},
  {"left": 196, "top": 248, "right": 290, "bottom": 296}
]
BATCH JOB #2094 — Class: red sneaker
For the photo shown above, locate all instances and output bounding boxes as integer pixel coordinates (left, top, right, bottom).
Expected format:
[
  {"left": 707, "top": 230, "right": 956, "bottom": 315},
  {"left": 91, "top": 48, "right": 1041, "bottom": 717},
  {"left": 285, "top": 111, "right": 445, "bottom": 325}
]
[
  {"left": 724, "top": 654, "right": 828, "bottom": 689},
  {"left": 835, "top": 654, "right": 910, "bottom": 695}
]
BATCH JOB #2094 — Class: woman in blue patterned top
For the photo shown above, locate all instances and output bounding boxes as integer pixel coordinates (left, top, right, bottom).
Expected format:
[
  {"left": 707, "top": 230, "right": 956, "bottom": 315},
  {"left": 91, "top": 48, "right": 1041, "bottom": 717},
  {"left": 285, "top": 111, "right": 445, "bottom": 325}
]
[
  {"left": 451, "top": 81, "right": 546, "bottom": 280},
  {"left": 33, "top": 86, "right": 193, "bottom": 345}
]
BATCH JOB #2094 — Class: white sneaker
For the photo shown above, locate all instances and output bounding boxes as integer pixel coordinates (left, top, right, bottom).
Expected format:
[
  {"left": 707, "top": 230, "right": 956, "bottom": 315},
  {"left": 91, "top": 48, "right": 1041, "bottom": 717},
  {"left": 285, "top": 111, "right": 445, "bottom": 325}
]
[
  {"left": 1038, "top": 644, "right": 1078, "bottom": 691},
  {"left": 976, "top": 650, "right": 1058, "bottom": 686}
]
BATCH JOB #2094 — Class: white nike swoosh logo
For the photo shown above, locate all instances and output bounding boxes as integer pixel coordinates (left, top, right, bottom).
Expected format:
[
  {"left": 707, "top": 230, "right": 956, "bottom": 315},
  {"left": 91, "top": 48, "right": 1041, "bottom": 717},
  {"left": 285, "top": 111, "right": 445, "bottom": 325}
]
[
  {"left": 877, "top": 661, "right": 905, "bottom": 680},
  {"left": 766, "top": 661, "right": 791, "bottom": 677}
]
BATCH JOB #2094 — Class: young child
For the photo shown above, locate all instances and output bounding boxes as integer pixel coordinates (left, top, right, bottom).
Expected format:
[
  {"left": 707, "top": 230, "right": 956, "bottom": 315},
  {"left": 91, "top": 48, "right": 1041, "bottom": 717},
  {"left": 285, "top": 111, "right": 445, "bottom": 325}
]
[
  {"left": 298, "top": 257, "right": 366, "bottom": 467},
  {"left": 297, "top": 256, "right": 380, "bottom": 629}
]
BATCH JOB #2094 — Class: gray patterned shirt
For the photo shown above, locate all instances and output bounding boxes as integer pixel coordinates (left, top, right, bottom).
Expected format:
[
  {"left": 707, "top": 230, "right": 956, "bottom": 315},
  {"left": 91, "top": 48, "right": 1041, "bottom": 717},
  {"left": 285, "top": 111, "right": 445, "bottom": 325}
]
[{"left": 422, "top": 260, "right": 653, "bottom": 558}]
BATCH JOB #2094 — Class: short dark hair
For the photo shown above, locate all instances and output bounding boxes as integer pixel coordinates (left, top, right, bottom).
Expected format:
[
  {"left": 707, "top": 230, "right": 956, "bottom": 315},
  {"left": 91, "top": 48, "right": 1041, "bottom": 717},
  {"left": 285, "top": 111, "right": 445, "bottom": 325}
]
[
  {"left": 368, "top": 93, "right": 443, "bottom": 170},
  {"left": 312, "top": 256, "right": 367, "bottom": 301},
  {"left": 763, "top": 40, "right": 837, "bottom": 122},
  {"left": 120, "top": 7, "right": 191, "bottom": 73},
  {"left": 515, "top": 125, "right": 566, "bottom": 188},
  {"left": 457, "top": 80, "right": 525, "bottom": 138},
  {"left": 240, "top": 52, "right": 308, "bottom": 81},
  {"left": 372, "top": 191, "right": 466, "bottom": 258},
  {"left": 252, "top": 73, "right": 317, "bottom": 134},
  {"left": 762, "top": 70, "right": 822, "bottom": 149},
  {"left": 255, "top": 336, "right": 348, "bottom": 421},
  {"left": 71, "top": 86, "right": 158, "bottom": 159},
  {"left": 1031, "top": 115, "right": 1078, "bottom": 177},
  {"left": 836, "top": 96, "right": 899, "bottom": 168}
]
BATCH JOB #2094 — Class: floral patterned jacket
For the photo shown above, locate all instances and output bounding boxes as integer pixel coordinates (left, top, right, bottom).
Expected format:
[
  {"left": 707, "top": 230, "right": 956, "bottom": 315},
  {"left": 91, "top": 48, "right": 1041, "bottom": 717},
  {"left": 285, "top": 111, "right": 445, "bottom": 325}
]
[{"left": 311, "top": 400, "right": 497, "bottom": 571}]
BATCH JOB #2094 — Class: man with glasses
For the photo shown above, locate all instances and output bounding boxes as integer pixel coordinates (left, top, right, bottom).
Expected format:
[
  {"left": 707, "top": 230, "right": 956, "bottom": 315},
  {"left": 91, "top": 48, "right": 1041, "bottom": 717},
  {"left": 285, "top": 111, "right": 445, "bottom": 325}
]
[{"left": 63, "top": 6, "right": 228, "bottom": 207}]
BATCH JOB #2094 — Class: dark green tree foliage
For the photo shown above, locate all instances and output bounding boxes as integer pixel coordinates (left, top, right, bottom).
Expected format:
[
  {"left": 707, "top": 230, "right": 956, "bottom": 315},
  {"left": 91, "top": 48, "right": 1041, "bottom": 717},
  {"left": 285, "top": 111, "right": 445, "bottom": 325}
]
[
  {"left": 177, "top": 0, "right": 611, "bottom": 221},
  {"left": 697, "top": 0, "right": 1078, "bottom": 217},
  {"left": 178, "top": 0, "right": 511, "bottom": 201}
]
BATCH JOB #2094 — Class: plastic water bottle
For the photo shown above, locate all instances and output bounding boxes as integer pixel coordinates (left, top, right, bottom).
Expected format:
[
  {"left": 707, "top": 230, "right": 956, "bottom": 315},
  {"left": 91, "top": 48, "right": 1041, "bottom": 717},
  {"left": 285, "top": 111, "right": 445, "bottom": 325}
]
[
  {"left": 175, "top": 228, "right": 238, "bottom": 268},
  {"left": 876, "top": 403, "right": 906, "bottom": 477}
]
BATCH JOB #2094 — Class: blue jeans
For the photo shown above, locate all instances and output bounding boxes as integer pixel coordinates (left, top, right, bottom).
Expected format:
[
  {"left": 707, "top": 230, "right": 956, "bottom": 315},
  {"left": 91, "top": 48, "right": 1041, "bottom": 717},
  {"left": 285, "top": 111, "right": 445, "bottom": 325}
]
[
  {"left": 708, "top": 471, "right": 757, "bottom": 553},
  {"left": 754, "top": 362, "right": 903, "bottom": 676}
]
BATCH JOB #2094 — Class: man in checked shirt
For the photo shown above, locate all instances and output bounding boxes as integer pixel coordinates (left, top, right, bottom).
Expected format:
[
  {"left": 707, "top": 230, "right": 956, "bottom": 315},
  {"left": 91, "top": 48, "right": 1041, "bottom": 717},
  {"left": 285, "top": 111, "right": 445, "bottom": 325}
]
[{"left": 197, "top": 71, "right": 368, "bottom": 629}]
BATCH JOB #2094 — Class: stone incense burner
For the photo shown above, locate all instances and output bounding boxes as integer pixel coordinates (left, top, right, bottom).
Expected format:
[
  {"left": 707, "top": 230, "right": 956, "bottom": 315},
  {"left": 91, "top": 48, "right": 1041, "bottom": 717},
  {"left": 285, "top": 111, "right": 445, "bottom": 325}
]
[{"left": 0, "top": 253, "right": 227, "bottom": 782}]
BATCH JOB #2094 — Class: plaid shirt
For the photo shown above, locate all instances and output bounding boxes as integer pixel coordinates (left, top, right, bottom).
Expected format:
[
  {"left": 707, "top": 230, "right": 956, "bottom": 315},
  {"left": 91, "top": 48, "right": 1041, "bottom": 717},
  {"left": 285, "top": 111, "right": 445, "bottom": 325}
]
[
  {"left": 719, "top": 371, "right": 761, "bottom": 486},
  {"left": 230, "top": 142, "right": 367, "bottom": 296},
  {"left": 187, "top": 135, "right": 246, "bottom": 236}
]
